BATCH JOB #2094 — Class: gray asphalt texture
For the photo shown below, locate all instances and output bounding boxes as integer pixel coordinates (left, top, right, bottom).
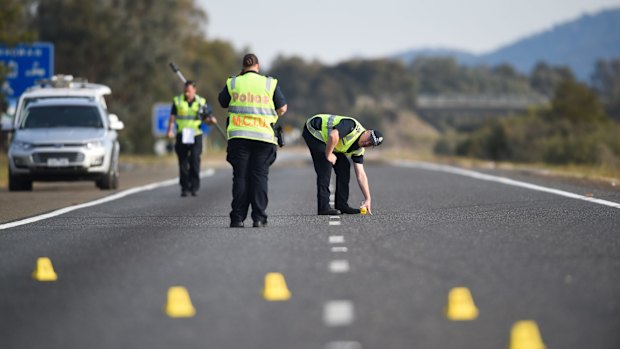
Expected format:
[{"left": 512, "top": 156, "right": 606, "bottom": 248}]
[{"left": 1, "top": 160, "right": 619, "bottom": 349}]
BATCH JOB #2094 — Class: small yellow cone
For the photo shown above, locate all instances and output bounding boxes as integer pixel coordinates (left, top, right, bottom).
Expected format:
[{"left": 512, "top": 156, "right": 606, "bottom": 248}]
[
  {"left": 165, "top": 286, "right": 196, "bottom": 318},
  {"left": 32, "top": 257, "right": 58, "bottom": 282},
  {"left": 509, "top": 320, "right": 546, "bottom": 349},
  {"left": 444, "top": 287, "right": 479, "bottom": 320},
  {"left": 262, "top": 272, "right": 291, "bottom": 301}
]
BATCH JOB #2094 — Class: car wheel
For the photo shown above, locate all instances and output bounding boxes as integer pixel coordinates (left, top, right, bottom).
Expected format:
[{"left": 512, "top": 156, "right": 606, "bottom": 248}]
[
  {"left": 96, "top": 154, "right": 119, "bottom": 190},
  {"left": 8, "top": 169, "right": 33, "bottom": 191}
]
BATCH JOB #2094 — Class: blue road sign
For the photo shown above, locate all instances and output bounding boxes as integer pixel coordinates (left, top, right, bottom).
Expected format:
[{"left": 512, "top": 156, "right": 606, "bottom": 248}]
[
  {"left": 0, "top": 42, "right": 54, "bottom": 107},
  {"left": 153, "top": 103, "right": 172, "bottom": 137},
  {"left": 152, "top": 102, "right": 210, "bottom": 137}
]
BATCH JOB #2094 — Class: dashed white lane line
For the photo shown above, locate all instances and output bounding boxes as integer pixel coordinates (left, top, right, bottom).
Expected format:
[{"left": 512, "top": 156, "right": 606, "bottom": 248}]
[
  {"left": 393, "top": 160, "right": 620, "bottom": 209},
  {"left": 329, "top": 221, "right": 342, "bottom": 226},
  {"left": 329, "top": 235, "right": 345, "bottom": 244},
  {"left": 0, "top": 169, "right": 216, "bottom": 230},
  {"left": 332, "top": 246, "right": 348, "bottom": 252},
  {"left": 325, "top": 341, "right": 362, "bottom": 349},
  {"left": 329, "top": 260, "right": 350, "bottom": 273},
  {"left": 323, "top": 300, "right": 355, "bottom": 326},
  {"left": 329, "top": 216, "right": 341, "bottom": 219}
]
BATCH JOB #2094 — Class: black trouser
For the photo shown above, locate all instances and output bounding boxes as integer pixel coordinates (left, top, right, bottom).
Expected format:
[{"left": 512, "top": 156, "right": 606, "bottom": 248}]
[
  {"left": 226, "top": 138, "right": 277, "bottom": 223},
  {"left": 302, "top": 127, "right": 351, "bottom": 213},
  {"left": 175, "top": 133, "right": 202, "bottom": 193}
]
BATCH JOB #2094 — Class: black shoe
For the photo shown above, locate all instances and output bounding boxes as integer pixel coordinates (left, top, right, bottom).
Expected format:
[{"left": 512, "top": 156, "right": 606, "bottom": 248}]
[
  {"left": 337, "top": 206, "right": 361, "bottom": 214},
  {"left": 253, "top": 220, "right": 268, "bottom": 228},
  {"left": 318, "top": 208, "right": 341, "bottom": 215},
  {"left": 230, "top": 221, "right": 244, "bottom": 228},
  {"left": 181, "top": 191, "right": 188, "bottom": 197},
  {"left": 191, "top": 191, "right": 197, "bottom": 197}
]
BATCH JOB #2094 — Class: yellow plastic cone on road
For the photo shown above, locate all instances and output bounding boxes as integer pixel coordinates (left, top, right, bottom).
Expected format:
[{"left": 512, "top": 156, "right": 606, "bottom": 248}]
[
  {"left": 32, "top": 257, "right": 58, "bottom": 282},
  {"left": 262, "top": 272, "right": 291, "bottom": 301},
  {"left": 444, "top": 287, "right": 479, "bottom": 320},
  {"left": 165, "top": 286, "right": 196, "bottom": 318},
  {"left": 509, "top": 320, "right": 546, "bottom": 349}
]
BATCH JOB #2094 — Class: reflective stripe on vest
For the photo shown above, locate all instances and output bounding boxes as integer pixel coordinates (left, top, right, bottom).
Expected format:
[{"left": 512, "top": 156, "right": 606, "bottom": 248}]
[
  {"left": 306, "top": 114, "right": 366, "bottom": 156},
  {"left": 228, "top": 130, "right": 277, "bottom": 143},
  {"left": 173, "top": 94, "right": 206, "bottom": 135},
  {"left": 228, "top": 106, "right": 277, "bottom": 116},
  {"left": 226, "top": 74, "right": 278, "bottom": 144}
]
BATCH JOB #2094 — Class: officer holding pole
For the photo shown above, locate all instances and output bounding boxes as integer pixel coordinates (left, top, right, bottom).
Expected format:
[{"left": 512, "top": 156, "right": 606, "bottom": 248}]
[
  {"left": 167, "top": 80, "right": 217, "bottom": 197},
  {"left": 218, "top": 53, "right": 288, "bottom": 228},
  {"left": 303, "top": 114, "right": 384, "bottom": 215}
]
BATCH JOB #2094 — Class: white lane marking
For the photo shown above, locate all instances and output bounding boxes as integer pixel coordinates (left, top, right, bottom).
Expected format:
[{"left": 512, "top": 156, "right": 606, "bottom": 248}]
[
  {"left": 393, "top": 160, "right": 620, "bottom": 209},
  {"left": 332, "top": 246, "right": 348, "bottom": 252},
  {"left": 324, "top": 300, "right": 354, "bottom": 326},
  {"left": 329, "top": 216, "right": 341, "bottom": 219},
  {"left": 325, "top": 342, "right": 362, "bottom": 349},
  {"left": 0, "top": 169, "right": 216, "bottom": 230},
  {"left": 329, "top": 235, "right": 345, "bottom": 244},
  {"left": 329, "top": 221, "right": 342, "bottom": 226},
  {"left": 329, "top": 260, "right": 350, "bottom": 273}
]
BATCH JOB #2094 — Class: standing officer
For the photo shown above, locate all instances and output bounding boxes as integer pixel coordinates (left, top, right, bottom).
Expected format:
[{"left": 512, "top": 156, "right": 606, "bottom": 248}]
[
  {"left": 218, "top": 53, "right": 288, "bottom": 228},
  {"left": 166, "top": 80, "right": 217, "bottom": 197},
  {"left": 303, "top": 114, "right": 384, "bottom": 215}
]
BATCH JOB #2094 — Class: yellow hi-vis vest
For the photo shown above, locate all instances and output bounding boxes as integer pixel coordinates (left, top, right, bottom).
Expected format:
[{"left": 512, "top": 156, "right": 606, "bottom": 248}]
[
  {"left": 306, "top": 114, "right": 366, "bottom": 157},
  {"left": 226, "top": 73, "right": 278, "bottom": 144},
  {"left": 173, "top": 94, "right": 207, "bottom": 135}
]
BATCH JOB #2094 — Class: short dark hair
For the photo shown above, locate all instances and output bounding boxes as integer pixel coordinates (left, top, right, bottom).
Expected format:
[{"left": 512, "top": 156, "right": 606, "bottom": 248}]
[
  {"left": 242, "top": 53, "right": 259, "bottom": 68},
  {"left": 184, "top": 80, "right": 196, "bottom": 87}
]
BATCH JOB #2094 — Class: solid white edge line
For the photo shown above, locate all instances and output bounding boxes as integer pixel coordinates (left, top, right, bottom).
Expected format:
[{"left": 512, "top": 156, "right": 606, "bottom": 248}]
[
  {"left": 0, "top": 168, "right": 216, "bottom": 230},
  {"left": 392, "top": 160, "right": 620, "bottom": 209}
]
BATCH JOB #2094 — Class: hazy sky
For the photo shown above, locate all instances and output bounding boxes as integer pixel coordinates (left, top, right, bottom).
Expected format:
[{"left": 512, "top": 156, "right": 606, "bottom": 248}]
[{"left": 199, "top": 0, "right": 620, "bottom": 67}]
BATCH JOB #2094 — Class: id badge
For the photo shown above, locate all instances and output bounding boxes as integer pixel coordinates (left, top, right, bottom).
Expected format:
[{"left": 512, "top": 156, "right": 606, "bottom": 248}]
[{"left": 182, "top": 128, "right": 195, "bottom": 144}]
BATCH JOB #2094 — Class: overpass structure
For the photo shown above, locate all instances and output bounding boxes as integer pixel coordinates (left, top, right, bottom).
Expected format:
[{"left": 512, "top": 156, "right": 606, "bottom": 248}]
[{"left": 415, "top": 93, "right": 550, "bottom": 130}]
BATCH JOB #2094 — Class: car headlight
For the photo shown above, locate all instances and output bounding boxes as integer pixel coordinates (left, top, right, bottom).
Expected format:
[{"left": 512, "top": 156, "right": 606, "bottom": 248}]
[
  {"left": 12, "top": 141, "right": 33, "bottom": 150},
  {"left": 86, "top": 140, "right": 105, "bottom": 149}
]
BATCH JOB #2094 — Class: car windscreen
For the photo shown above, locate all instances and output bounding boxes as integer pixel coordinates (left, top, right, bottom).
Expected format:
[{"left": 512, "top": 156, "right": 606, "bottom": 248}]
[{"left": 21, "top": 105, "right": 104, "bottom": 129}]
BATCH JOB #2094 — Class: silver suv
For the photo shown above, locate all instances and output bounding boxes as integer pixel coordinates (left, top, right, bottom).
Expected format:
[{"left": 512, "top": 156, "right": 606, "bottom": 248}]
[{"left": 7, "top": 98, "right": 124, "bottom": 191}]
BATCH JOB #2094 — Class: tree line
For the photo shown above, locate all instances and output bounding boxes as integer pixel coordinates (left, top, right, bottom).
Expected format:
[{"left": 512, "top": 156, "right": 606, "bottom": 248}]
[{"left": 1, "top": 0, "right": 620, "bottom": 166}]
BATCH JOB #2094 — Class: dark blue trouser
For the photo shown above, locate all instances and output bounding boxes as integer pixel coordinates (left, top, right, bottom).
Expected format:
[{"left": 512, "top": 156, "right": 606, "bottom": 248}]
[
  {"left": 175, "top": 133, "right": 202, "bottom": 193},
  {"left": 226, "top": 138, "right": 277, "bottom": 223},
  {"left": 302, "top": 127, "right": 351, "bottom": 213}
]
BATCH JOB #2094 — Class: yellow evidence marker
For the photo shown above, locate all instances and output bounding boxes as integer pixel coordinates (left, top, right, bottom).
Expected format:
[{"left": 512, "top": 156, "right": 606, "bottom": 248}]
[
  {"left": 165, "top": 286, "right": 196, "bottom": 318},
  {"left": 360, "top": 207, "right": 367, "bottom": 215},
  {"left": 262, "top": 272, "right": 291, "bottom": 301},
  {"left": 444, "top": 287, "right": 479, "bottom": 321},
  {"left": 32, "top": 257, "right": 58, "bottom": 282},
  {"left": 509, "top": 320, "right": 546, "bottom": 349}
]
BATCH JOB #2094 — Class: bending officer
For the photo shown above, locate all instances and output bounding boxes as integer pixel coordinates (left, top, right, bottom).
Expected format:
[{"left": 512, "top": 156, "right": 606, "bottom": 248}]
[{"left": 303, "top": 114, "right": 383, "bottom": 215}]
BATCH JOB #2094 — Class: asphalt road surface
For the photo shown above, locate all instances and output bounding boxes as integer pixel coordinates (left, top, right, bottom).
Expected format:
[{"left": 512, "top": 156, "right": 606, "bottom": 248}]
[{"left": 1, "top": 155, "right": 619, "bottom": 349}]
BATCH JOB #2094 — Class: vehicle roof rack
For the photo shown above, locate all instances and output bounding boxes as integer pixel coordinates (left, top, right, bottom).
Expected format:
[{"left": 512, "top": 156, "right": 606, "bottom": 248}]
[{"left": 35, "top": 74, "right": 90, "bottom": 89}]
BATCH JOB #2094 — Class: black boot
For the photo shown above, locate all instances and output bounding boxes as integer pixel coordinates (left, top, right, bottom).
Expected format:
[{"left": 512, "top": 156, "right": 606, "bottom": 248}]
[
  {"left": 336, "top": 205, "right": 360, "bottom": 214},
  {"left": 318, "top": 208, "right": 341, "bottom": 215}
]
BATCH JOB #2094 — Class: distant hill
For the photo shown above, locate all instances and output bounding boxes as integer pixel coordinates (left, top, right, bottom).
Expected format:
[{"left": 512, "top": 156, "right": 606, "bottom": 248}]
[{"left": 392, "top": 7, "right": 620, "bottom": 82}]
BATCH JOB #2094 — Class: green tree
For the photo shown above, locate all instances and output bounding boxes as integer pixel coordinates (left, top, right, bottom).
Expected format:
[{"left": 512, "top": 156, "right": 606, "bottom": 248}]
[
  {"left": 530, "top": 62, "right": 574, "bottom": 97},
  {"left": 591, "top": 59, "right": 620, "bottom": 120},
  {"left": 548, "top": 79, "right": 607, "bottom": 124},
  {"left": 31, "top": 0, "right": 238, "bottom": 152}
]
